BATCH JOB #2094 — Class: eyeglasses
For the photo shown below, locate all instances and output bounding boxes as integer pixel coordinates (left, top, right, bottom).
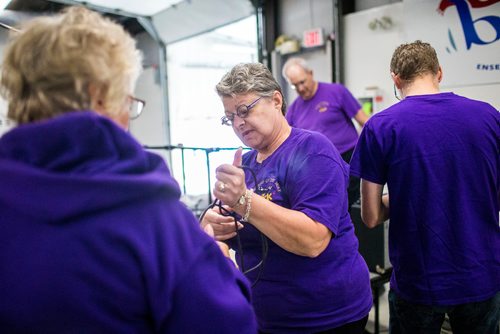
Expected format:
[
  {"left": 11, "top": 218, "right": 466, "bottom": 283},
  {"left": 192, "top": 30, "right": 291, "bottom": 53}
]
[
  {"left": 290, "top": 79, "right": 307, "bottom": 90},
  {"left": 221, "top": 96, "right": 263, "bottom": 126},
  {"left": 128, "top": 95, "right": 146, "bottom": 120},
  {"left": 393, "top": 84, "right": 401, "bottom": 101}
]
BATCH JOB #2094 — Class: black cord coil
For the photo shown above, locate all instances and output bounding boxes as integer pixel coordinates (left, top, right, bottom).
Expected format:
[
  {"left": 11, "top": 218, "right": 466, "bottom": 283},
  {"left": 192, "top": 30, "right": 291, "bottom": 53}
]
[{"left": 199, "top": 165, "right": 268, "bottom": 287}]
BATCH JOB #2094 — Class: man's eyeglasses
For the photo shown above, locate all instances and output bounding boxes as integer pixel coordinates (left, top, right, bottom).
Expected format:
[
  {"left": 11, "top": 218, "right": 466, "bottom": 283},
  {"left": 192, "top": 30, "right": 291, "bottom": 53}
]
[
  {"left": 128, "top": 95, "right": 146, "bottom": 120},
  {"left": 221, "top": 96, "right": 263, "bottom": 126}
]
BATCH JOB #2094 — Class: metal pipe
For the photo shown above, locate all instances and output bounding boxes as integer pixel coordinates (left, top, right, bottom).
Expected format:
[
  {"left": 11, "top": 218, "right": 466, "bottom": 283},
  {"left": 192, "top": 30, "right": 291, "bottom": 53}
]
[{"left": 136, "top": 16, "right": 172, "bottom": 168}]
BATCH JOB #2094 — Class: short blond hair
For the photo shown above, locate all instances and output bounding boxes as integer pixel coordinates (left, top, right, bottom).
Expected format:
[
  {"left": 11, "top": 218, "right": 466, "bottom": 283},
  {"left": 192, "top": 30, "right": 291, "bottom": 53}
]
[{"left": 0, "top": 6, "right": 143, "bottom": 124}]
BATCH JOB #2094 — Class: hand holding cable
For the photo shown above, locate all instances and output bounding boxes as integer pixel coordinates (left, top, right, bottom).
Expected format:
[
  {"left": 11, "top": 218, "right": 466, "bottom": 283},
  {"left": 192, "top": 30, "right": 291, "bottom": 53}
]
[
  {"left": 200, "top": 207, "right": 243, "bottom": 241},
  {"left": 214, "top": 147, "right": 248, "bottom": 215}
]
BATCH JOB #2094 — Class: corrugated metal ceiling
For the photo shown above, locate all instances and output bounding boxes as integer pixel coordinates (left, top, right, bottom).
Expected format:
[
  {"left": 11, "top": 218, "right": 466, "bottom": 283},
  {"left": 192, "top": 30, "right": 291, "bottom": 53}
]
[{"left": 3, "top": 0, "right": 255, "bottom": 43}]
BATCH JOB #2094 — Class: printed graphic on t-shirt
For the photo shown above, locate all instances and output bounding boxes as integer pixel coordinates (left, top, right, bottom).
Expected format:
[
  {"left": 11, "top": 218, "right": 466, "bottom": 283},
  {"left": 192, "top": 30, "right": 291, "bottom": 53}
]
[
  {"left": 315, "top": 101, "right": 329, "bottom": 113},
  {"left": 256, "top": 176, "right": 282, "bottom": 202}
]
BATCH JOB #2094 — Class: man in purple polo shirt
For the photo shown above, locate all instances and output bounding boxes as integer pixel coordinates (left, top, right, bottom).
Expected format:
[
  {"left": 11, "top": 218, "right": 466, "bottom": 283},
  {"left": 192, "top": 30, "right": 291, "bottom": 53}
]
[
  {"left": 283, "top": 57, "right": 369, "bottom": 209},
  {"left": 350, "top": 40, "right": 500, "bottom": 334}
]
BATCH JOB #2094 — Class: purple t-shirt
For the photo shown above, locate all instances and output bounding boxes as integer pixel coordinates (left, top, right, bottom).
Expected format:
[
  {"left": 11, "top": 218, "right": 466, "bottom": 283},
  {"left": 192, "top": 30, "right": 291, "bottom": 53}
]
[
  {"left": 233, "top": 127, "right": 372, "bottom": 333},
  {"left": 350, "top": 92, "right": 500, "bottom": 305},
  {"left": 286, "top": 82, "right": 361, "bottom": 154}
]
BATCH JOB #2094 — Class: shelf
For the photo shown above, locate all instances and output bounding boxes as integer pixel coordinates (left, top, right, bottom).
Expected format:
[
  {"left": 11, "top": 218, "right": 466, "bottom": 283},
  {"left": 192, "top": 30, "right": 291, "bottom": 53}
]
[{"left": 275, "top": 44, "right": 328, "bottom": 58}]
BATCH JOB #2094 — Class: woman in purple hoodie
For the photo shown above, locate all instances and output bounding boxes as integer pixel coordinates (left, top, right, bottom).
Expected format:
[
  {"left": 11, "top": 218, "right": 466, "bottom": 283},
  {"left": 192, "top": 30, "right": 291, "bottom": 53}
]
[{"left": 0, "top": 6, "right": 256, "bottom": 333}]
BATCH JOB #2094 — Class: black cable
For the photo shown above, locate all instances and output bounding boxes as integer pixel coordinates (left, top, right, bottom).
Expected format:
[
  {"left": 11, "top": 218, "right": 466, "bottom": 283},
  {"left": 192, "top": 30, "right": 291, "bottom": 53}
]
[
  {"left": 199, "top": 165, "right": 269, "bottom": 287},
  {"left": 238, "top": 166, "right": 268, "bottom": 287}
]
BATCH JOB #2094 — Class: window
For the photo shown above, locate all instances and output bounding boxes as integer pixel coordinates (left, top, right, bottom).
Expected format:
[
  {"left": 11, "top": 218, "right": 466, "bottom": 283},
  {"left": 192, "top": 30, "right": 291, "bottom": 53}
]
[{"left": 167, "top": 16, "right": 257, "bottom": 211}]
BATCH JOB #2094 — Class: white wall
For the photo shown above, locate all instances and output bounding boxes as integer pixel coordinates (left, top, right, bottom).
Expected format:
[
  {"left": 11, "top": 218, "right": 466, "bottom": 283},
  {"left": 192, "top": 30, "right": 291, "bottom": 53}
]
[
  {"left": 129, "top": 67, "right": 167, "bottom": 145},
  {"left": 344, "top": 3, "right": 404, "bottom": 112},
  {"left": 129, "top": 32, "right": 168, "bottom": 148},
  {"left": 0, "top": 99, "right": 11, "bottom": 137},
  {"left": 0, "top": 28, "right": 13, "bottom": 137},
  {"left": 355, "top": 0, "right": 402, "bottom": 12},
  {"left": 274, "top": 0, "right": 335, "bottom": 104},
  {"left": 344, "top": 1, "right": 500, "bottom": 111},
  {"left": 279, "top": 0, "right": 334, "bottom": 40}
]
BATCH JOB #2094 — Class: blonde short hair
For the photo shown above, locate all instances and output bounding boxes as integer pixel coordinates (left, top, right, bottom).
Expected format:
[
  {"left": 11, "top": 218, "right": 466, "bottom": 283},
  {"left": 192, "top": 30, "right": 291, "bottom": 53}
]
[{"left": 0, "top": 6, "right": 143, "bottom": 124}]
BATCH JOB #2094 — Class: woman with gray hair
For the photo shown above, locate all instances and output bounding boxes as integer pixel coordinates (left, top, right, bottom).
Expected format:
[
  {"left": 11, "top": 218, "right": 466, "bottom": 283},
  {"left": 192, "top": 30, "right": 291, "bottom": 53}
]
[
  {"left": 201, "top": 62, "right": 372, "bottom": 333},
  {"left": 0, "top": 7, "right": 256, "bottom": 333}
]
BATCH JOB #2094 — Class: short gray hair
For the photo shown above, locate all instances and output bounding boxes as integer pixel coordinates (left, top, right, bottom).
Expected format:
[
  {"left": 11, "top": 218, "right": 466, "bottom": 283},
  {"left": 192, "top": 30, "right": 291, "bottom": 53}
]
[
  {"left": 216, "top": 62, "right": 286, "bottom": 115},
  {"left": 282, "top": 57, "right": 312, "bottom": 80}
]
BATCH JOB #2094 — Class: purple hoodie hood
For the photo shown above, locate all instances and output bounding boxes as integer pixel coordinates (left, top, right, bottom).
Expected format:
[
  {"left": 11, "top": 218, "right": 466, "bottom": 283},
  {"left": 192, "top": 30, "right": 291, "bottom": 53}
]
[{"left": 0, "top": 111, "right": 180, "bottom": 222}]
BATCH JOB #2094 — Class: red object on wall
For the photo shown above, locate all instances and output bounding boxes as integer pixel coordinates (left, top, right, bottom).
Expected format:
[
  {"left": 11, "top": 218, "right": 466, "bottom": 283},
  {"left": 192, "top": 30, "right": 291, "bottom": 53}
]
[{"left": 303, "top": 28, "right": 325, "bottom": 48}]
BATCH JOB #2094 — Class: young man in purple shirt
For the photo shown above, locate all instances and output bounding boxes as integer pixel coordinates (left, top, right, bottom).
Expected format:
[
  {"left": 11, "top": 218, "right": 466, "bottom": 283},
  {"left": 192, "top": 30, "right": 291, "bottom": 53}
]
[
  {"left": 350, "top": 40, "right": 500, "bottom": 334},
  {"left": 283, "top": 57, "right": 369, "bottom": 209}
]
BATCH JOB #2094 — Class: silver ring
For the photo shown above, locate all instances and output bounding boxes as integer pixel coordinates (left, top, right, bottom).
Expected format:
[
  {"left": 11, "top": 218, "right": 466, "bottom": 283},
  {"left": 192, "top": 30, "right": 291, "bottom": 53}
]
[{"left": 219, "top": 183, "right": 226, "bottom": 192}]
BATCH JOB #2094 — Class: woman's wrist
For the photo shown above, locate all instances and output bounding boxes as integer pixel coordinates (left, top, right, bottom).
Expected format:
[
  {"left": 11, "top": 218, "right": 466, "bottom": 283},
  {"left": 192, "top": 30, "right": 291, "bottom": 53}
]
[
  {"left": 233, "top": 188, "right": 253, "bottom": 222},
  {"left": 241, "top": 189, "right": 253, "bottom": 222}
]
